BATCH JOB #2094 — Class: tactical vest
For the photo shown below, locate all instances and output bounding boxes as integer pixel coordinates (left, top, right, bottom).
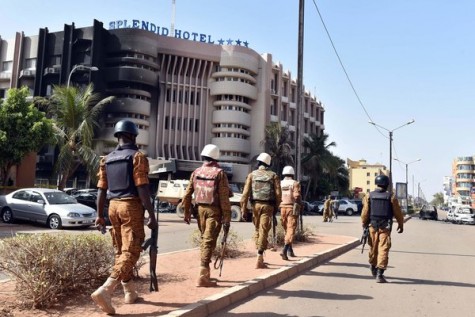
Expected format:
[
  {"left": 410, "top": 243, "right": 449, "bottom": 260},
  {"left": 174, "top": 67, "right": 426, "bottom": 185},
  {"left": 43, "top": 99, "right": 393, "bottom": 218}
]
[
  {"left": 369, "top": 190, "right": 393, "bottom": 220},
  {"left": 193, "top": 164, "right": 221, "bottom": 205},
  {"left": 281, "top": 178, "right": 296, "bottom": 205},
  {"left": 251, "top": 169, "right": 275, "bottom": 202},
  {"left": 105, "top": 144, "right": 139, "bottom": 199}
]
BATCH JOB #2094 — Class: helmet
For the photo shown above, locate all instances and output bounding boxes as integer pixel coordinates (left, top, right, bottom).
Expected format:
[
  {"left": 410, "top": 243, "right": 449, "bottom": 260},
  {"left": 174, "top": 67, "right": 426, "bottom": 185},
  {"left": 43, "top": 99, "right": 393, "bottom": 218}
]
[
  {"left": 114, "top": 119, "right": 139, "bottom": 137},
  {"left": 201, "top": 144, "right": 220, "bottom": 160},
  {"left": 282, "top": 166, "right": 295, "bottom": 176},
  {"left": 375, "top": 175, "right": 390, "bottom": 187},
  {"left": 256, "top": 153, "right": 271, "bottom": 166}
]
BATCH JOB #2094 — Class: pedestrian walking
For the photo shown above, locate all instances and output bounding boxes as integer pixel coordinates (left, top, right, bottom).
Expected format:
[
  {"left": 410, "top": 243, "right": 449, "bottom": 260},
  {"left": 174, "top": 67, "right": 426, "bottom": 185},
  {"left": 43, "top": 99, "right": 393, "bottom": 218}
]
[
  {"left": 323, "top": 195, "right": 332, "bottom": 222},
  {"left": 332, "top": 198, "right": 339, "bottom": 220},
  {"left": 361, "top": 175, "right": 404, "bottom": 283},
  {"left": 279, "top": 166, "right": 301, "bottom": 260},
  {"left": 91, "top": 119, "right": 158, "bottom": 315},
  {"left": 240, "top": 153, "right": 282, "bottom": 268},
  {"left": 182, "top": 144, "right": 231, "bottom": 287}
]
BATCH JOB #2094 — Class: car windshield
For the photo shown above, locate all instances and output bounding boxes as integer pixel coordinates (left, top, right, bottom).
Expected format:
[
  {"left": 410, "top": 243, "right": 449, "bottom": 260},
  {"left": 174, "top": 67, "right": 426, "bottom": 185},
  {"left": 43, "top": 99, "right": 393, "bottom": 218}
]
[
  {"left": 458, "top": 208, "right": 473, "bottom": 214},
  {"left": 44, "top": 192, "right": 78, "bottom": 204}
]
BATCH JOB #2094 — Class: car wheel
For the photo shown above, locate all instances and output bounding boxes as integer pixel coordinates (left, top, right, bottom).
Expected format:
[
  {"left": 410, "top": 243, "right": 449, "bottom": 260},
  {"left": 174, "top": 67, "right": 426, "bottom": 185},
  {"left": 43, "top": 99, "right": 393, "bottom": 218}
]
[
  {"left": 230, "top": 205, "right": 242, "bottom": 222},
  {"left": 48, "top": 214, "right": 62, "bottom": 229},
  {"left": 1, "top": 208, "right": 14, "bottom": 223},
  {"left": 346, "top": 208, "right": 354, "bottom": 216},
  {"left": 176, "top": 202, "right": 185, "bottom": 218}
]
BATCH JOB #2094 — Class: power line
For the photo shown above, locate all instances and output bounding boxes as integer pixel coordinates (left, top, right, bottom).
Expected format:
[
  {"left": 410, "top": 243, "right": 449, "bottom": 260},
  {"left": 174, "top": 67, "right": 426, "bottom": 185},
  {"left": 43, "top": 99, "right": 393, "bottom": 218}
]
[{"left": 310, "top": 0, "right": 386, "bottom": 139}]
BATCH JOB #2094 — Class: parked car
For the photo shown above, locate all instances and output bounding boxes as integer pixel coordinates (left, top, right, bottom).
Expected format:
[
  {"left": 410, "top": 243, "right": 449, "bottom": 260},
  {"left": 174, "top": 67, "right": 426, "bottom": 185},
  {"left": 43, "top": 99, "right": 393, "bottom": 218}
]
[
  {"left": 302, "top": 201, "right": 318, "bottom": 215},
  {"left": 349, "top": 199, "right": 363, "bottom": 214},
  {"left": 72, "top": 192, "right": 97, "bottom": 209},
  {"left": 0, "top": 188, "right": 96, "bottom": 229},
  {"left": 315, "top": 199, "right": 358, "bottom": 216},
  {"left": 419, "top": 205, "right": 438, "bottom": 220},
  {"left": 446, "top": 205, "right": 475, "bottom": 224}
]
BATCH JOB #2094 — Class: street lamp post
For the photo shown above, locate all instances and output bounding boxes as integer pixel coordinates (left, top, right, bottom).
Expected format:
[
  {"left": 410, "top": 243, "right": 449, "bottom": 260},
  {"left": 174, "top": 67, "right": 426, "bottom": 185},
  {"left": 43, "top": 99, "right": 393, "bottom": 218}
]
[
  {"left": 394, "top": 158, "right": 421, "bottom": 208},
  {"left": 67, "top": 65, "right": 99, "bottom": 87},
  {"left": 368, "top": 119, "right": 415, "bottom": 191}
]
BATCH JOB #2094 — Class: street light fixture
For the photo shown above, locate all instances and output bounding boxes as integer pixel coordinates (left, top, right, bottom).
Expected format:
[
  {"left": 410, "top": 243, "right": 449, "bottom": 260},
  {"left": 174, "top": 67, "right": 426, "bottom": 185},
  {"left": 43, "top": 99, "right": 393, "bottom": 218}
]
[
  {"left": 368, "top": 119, "right": 415, "bottom": 190},
  {"left": 394, "top": 157, "right": 421, "bottom": 208},
  {"left": 67, "top": 65, "right": 99, "bottom": 87}
]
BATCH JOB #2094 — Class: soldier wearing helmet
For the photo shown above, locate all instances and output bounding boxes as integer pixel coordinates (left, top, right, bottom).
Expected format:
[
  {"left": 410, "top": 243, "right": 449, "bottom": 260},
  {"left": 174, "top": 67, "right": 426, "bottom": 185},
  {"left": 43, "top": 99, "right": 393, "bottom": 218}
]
[
  {"left": 279, "top": 165, "right": 301, "bottom": 260},
  {"left": 241, "top": 153, "right": 282, "bottom": 268},
  {"left": 182, "top": 144, "right": 231, "bottom": 287},
  {"left": 92, "top": 119, "right": 158, "bottom": 314},
  {"left": 361, "top": 174, "right": 404, "bottom": 283}
]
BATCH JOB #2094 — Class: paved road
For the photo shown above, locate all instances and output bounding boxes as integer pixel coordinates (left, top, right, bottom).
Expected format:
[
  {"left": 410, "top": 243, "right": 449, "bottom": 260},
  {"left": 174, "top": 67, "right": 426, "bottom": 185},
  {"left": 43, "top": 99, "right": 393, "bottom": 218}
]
[{"left": 209, "top": 215, "right": 475, "bottom": 317}]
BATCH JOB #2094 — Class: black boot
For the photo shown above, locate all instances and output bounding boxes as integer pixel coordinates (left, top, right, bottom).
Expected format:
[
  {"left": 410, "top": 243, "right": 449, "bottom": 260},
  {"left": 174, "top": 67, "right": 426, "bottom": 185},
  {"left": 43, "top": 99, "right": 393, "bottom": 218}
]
[
  {"left": 280, "top": 245, "right": 289, "bottom": 260},
  {"left": 288, "top": 244, "right": 296, "bottom": 257},
  {"left": 370, "top": 265, "right": 377, "bottom": 277},
  {"left": 376, "top": 268, "right": 387, "bottom": 283}
]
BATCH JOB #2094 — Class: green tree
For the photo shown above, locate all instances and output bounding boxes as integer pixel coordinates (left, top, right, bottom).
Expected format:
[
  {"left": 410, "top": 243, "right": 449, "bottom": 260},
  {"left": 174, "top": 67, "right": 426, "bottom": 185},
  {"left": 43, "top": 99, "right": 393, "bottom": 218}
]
[
  {"left": 261, "top": 122, "right": 294, "bottom": 174},
  {"left": 431, "top": 192, "right": 444, "bottom": 206},
  {"left": 301, "top": 133, "right": 336, "bottom": 199},
  {"left": 48, "top": 84, "right": 114, "bottom": 190},
  {"left": 0, "top": 87, "right": 54, "bottom": 185}
]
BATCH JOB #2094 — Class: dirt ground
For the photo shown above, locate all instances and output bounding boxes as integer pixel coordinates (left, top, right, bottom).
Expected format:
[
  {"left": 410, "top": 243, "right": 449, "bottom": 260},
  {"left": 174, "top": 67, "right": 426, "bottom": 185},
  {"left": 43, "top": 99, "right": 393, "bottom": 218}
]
[{"left": 0, "top": 234, "right": 354, "bottom": 317}]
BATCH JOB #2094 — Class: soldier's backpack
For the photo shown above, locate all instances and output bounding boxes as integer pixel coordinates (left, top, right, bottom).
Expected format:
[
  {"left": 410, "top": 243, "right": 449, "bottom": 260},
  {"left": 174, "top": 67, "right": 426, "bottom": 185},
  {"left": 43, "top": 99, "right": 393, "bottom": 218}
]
[
  {"left": 193, "top": 165, "right": 221, "bottom": 205},
  {"left": 251, "top": 169, "right": 275, "bottom": 201},
  {"left": 281, "top": 179, "right": 296, "bottom": 204}
]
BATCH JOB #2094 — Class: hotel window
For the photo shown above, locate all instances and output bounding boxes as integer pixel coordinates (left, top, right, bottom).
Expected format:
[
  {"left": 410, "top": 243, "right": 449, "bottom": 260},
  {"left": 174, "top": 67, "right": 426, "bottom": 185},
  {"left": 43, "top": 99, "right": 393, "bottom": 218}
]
[
  {"left": 2, "top": 61, "right": 12, "bottom": 72},
  {"left": 24, "top": 58, "right": 36, "bottom": 69},
  {"left": 282, "top": 104, "right": 288, "bottom": 121},
  {"left": 50, "top": 55, "right": 61, "bottom": 66}
]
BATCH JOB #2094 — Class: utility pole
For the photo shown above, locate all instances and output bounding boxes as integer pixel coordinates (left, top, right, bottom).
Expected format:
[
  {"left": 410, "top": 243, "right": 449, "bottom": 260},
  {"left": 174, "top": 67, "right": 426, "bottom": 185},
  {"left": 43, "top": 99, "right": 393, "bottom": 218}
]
[
  {"left": 296, "top": 0, "right": 304, "bottom": 232},
  {"left": 296, "top": 0, "right": 304, "bottom": 182}
]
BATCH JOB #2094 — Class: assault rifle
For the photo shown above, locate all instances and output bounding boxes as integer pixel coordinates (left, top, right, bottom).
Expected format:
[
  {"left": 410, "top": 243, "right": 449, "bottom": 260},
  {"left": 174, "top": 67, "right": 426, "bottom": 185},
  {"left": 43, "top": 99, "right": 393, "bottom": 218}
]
[
  {"left": 142, "top": 208, "right": 159, "bottom": 292},
  {"left": 213, "top": 223, "right": 230, "bottom": 277},
  {"left": 272, "top": 214, "right": 278, "bottom": 251},
  {"left": 360, "top": 226, "right": 369, "bottom": 254}
]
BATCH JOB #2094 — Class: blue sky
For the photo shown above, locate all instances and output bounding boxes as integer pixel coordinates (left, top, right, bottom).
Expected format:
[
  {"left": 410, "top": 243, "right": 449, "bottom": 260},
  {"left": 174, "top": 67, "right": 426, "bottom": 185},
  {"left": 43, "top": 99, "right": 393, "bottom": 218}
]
[{"left": 2, "top": 0, "right": 474, "bottom": 199}]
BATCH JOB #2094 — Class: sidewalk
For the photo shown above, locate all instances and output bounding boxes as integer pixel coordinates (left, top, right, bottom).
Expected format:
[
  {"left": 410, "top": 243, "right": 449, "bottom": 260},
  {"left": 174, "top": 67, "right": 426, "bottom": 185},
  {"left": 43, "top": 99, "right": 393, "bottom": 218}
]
[{"left": 0, "top": 226, "right": 359, "bottom": 317}]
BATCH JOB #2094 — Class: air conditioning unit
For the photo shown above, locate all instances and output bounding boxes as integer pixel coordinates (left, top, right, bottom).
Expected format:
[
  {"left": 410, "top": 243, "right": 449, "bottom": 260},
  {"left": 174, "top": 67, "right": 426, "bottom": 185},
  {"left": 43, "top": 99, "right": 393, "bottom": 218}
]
[
  {"left": 44, "top": 67, "right": 60, "bottom": 75},
  {"left": 20, "top": 70, "right": 35, "bottom": 77}
]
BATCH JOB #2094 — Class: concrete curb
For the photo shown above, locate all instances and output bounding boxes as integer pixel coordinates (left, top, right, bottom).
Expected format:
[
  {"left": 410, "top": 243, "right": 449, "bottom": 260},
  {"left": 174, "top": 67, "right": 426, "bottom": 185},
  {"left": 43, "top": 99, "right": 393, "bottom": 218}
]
[{"left": 164, "top": 238, "right": 360, "bottom": 317}]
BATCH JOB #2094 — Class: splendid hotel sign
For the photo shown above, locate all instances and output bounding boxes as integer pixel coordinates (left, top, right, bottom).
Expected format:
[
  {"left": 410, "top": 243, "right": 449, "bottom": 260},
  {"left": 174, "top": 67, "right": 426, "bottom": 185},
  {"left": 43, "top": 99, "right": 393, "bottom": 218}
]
[{"left": 109, "top": 19, "right": 249, "bottom": 47}]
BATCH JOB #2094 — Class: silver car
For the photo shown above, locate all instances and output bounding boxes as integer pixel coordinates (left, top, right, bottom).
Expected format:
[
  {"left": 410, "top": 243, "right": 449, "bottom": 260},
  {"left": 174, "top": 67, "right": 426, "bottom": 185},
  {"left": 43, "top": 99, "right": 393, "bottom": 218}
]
[{"left": 0, "top": 188, "right": 96, "bottom": 229}]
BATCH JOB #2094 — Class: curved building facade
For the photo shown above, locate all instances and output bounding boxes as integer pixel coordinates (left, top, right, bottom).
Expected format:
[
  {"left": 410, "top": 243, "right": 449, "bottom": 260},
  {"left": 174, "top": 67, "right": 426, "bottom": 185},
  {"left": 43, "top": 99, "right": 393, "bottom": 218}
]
[{"left": 0, "top": 19, "right": 326, "bottom": 185}]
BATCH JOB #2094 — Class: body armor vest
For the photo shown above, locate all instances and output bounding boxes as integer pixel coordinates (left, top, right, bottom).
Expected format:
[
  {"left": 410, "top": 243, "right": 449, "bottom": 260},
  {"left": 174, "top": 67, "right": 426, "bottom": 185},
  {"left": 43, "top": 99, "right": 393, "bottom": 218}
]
[
  {"left": 281, "top": 178, "right": 296, "bottom": 205},
  {"left": 251, "top": 169, "right": 275, "bottom": 202},
  {"left": 193, "top": 163, "right": 221, "bottom": 205},
  {"left": 105, "top": 144, "right": 139, "bottom": 199},
  {"left": 369, "top": 190, "right": 393, "bottom": 220}
]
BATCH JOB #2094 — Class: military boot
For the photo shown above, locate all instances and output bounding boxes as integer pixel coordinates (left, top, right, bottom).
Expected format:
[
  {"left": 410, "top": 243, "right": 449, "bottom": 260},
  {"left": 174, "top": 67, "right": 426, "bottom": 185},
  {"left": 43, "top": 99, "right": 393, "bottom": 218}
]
[
  {"left": 256, "top": 254, "right": 268, "bottom": 269},
  {"left": 370, "top": 265, "right": 377, "bottom": 277},
  {"left": 91, "top": 277, "right": 120, "bottom": 314},
  {"left": 196, "top": 266, "right": 217, "bottom": 287},
  {"left": 376, "top": 269, "right": 387, "bottom": 283},
  {"left": 288, "top": 244, "right": 296, "bottom": 257},
  {"left": 121, "top": 280, "right": 138, "bottom": 304},
  {"left": 280, "top": 245, "right": 289, "bottom": 260}
]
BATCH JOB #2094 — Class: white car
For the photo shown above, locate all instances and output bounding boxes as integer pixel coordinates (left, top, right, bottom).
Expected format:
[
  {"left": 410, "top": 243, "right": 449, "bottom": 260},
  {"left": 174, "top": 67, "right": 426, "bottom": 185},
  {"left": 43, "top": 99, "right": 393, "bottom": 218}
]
[
  {"left": 317, "top": 199, "right": 358, "bottom": 216},
  {"left": 0, "top": 188, "right": 96, "bottom": 229},
  {"left": 447, "top": 205, "right": 475, "bottom": 225}
]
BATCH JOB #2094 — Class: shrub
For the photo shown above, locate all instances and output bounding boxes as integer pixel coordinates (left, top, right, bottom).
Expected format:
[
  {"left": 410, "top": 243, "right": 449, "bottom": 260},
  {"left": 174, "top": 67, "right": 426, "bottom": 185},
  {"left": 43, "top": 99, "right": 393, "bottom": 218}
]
[
  {"left": 267, "top": 221, "right": 315, "bottom": 246},
  {"left": 189, "top": 227, "right": 244, "bottom": 259},
  {"left": 0, "top": 233, "right": 114, "bottom": 309}
]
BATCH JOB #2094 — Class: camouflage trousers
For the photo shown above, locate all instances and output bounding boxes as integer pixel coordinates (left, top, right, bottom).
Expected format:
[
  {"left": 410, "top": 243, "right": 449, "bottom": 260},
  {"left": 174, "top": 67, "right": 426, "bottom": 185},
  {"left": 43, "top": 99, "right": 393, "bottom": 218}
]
[
  {"left": 368, "top": 226, "right": 392, "bottom": 269},
  {"left": 108, "top": 198, "right": 145, "bottom": 282},
  {"left": 197, "top": 205, "right": 222, "bottom": 267},
  {"left": 252, "top": 202, "right": 274, "bottom": 252},
  {"left": 280, "top": 206, "right": 298, "bottom": 245}
]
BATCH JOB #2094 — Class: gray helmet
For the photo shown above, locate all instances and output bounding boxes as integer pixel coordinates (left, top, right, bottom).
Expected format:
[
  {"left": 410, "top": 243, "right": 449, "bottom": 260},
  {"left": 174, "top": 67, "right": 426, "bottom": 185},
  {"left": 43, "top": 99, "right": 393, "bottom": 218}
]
[
  {"left": 114, "top": 119, "right": 139, "bottom": 137},
  {"left": 375, "top": 175, "right": 390, "bottom": 187}
]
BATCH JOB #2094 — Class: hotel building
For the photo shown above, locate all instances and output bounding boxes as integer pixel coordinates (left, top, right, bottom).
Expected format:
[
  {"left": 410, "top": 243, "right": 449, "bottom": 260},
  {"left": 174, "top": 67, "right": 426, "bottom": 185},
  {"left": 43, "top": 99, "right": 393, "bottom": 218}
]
[
  {"left": 347, "top": 158, "right": 388, "bottom": 197},
  {"left": 451, "top": 156, "right": 475, "bottom": 207},
  {"left": 0, "top": 19, "right": 325, "bottom": 186}
]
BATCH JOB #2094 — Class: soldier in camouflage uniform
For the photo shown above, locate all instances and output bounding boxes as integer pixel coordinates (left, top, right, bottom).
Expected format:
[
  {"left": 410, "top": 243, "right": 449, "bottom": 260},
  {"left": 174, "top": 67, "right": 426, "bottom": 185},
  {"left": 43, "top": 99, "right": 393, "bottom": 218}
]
[
  {"left": 183, "top": 144, "right": 231, "bottom": 287},
  {"left": 361, "top": 175, "right": 404, "bottom": 283},
  {"left": 91, "top": 120, "right": 158, "bottom": 315},
  {"left": 279, "top": 166, "right": 301, "bottom": 260},
  {"left": 241, "top": 153, "right": 282, "bottom": 268},
  {"left": 323, "top": 195, "right": 332, "bottom": 222}
]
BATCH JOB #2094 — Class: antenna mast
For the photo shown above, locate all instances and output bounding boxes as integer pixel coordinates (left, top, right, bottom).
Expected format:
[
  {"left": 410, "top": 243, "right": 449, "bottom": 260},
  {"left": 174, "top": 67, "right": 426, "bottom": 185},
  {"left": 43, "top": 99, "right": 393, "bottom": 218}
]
[{"left": 170, "top": 0, "right": 176, "bottom": 37}]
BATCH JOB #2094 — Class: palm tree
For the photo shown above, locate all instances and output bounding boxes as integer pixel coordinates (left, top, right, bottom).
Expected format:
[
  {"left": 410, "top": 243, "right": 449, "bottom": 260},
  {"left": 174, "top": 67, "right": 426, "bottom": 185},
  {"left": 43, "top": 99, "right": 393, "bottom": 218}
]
[
  {"left": 260, "top": 122, "right": 294, "bottom": 175},
  {"left": 49, "top": 84, "right": 115, "bottom": 190},
  {"left": 301, "top": 133, "right": 337, "bottom": 199}
]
